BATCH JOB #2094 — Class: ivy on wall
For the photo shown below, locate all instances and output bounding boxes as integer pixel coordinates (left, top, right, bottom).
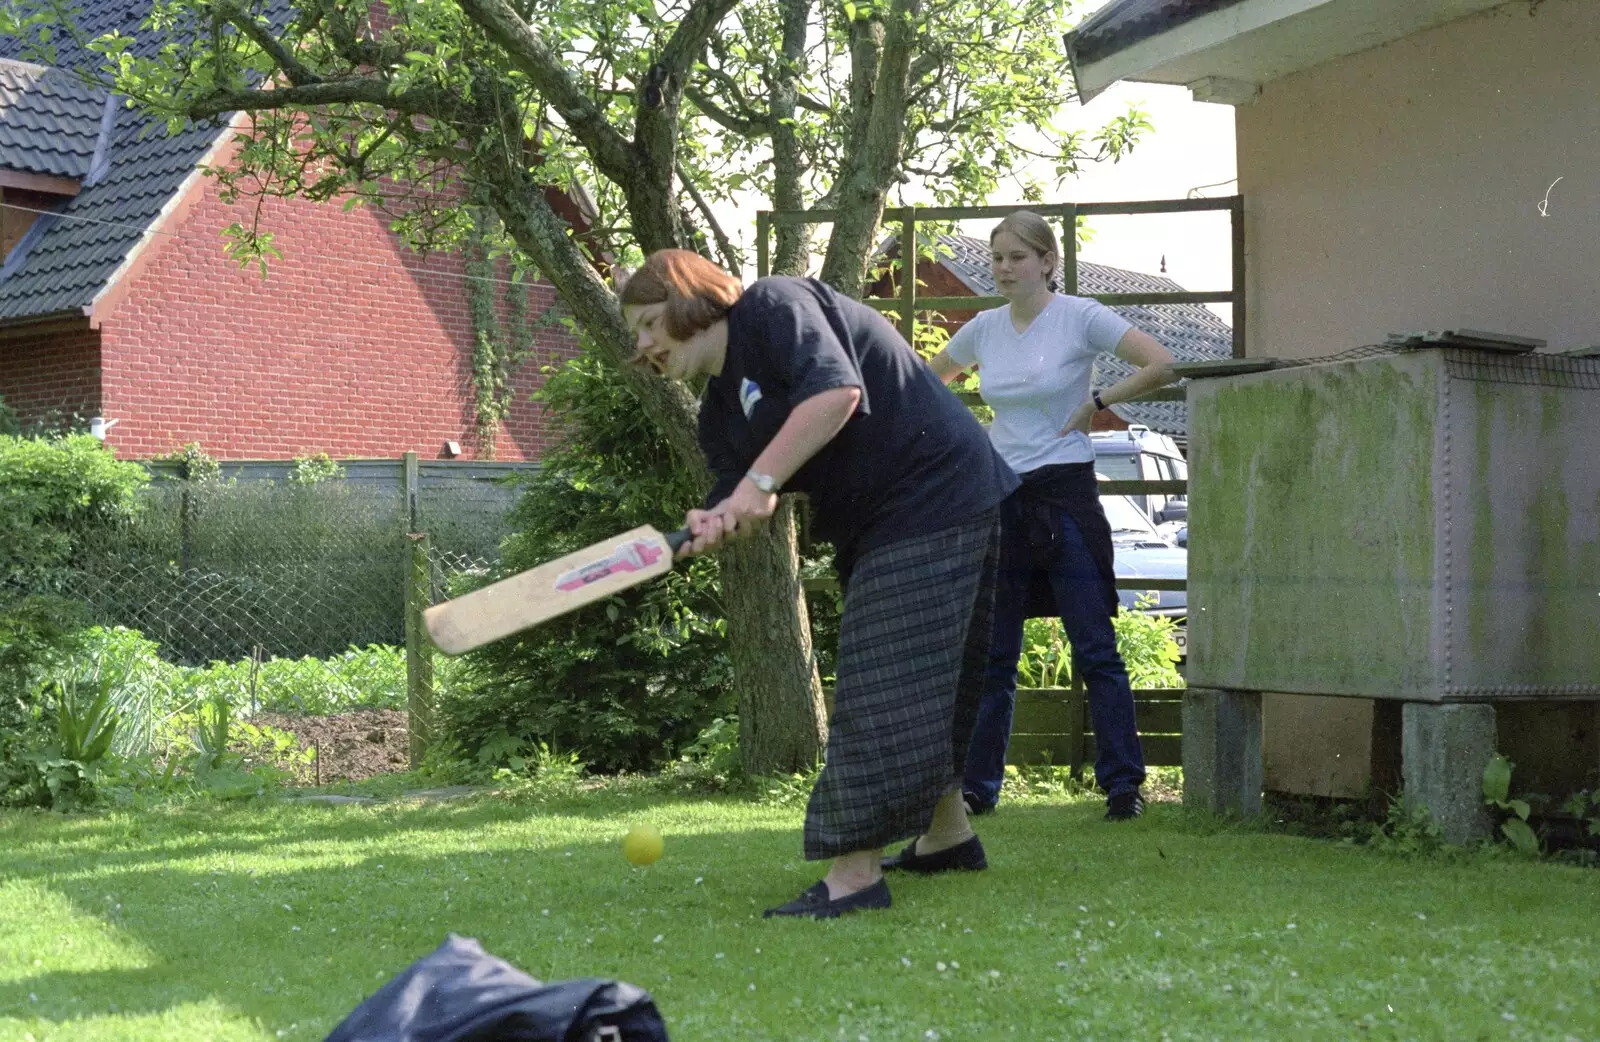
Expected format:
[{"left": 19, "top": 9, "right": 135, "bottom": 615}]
[{"left": 464, "top": 208, "right": 534, "bottom": 459}]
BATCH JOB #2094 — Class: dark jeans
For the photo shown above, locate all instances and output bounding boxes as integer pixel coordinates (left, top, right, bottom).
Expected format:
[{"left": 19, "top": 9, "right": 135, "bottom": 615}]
[{"left": 962, "top": 499, "right": 1146, "bottom": 806}]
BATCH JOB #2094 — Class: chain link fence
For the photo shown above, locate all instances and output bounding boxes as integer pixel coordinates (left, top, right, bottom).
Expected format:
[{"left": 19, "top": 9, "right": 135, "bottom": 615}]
[{"left": 60, "top": 458, "right": 533, "bottom": 668}]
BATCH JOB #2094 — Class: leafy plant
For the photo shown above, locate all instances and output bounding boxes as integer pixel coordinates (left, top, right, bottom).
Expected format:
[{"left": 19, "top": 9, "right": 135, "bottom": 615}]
[
  {"left": 1016, "top": 618, "right": 1071, "bottom": 688},
  {"left": 1013, "top": 601, "right": 1184, "bottom": 691},
  {"left": 160, "top": 441, "right": 222, "bottom": 484},
  {"left": 194, "top": 694, "right": 233, "bottom": 771},
  {"left": 53, "top": 675, "right": 121, "bottom": 766},
  {"left": 288, "top": 452, "right": 343, "bottom": 485},
  {"left": 680, "top": 715, "right": 742, "bottom": 781},
  {"left": 1368, "top": 793, "right": 1447, "bottom": 857},
  {"left": 1560, "top": 790, "right": 1600, "bottom": 838},
  {"left": 760, "top": 762, "right": 824, "bottom": 807},
  {"left": 1114, "top": 601, "right": 1185, "bottom": 689},
  {"left": 1483, "top": 754, "right": 1540, "bottom": 856}
]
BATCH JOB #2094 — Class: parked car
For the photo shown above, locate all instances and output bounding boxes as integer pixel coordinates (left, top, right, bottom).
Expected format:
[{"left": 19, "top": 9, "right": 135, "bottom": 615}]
[
  {"left": 1100, "top": 486, "right": 1187, "bottom": 659},
  {"left": 1090, "top": 426, "right": 1189, "bottom": 526}
]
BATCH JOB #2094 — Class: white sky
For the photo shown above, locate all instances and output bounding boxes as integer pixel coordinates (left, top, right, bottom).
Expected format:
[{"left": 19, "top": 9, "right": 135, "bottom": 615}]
[{"left": 1046, "top": 81, "right": 1239, "bottom": 320}]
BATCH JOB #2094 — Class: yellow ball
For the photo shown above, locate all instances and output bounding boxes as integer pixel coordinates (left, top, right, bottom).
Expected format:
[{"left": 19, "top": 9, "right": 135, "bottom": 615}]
[{"left": 622, "top": 824, "right": 664, "bottom": 866}]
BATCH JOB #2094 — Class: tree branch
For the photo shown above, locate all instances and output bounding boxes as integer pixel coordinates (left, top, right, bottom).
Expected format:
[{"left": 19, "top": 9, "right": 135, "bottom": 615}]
[
  {"left": 215, "top": 0, "right": 319, "bottom": 86},
  {"left": 795, "top": 91, "right": 832, "bottom": 116},
  {"left": 678, "top": 163, "right": 741, "bottom": 277},
  {"left": 628, "top": 0, "right": 743, "bottom": 253},
  {"left": 657, "top": 0, "right": 745, "bottom": 80},
  {"left": 684, "top": 85, "right": 767, "bottom": 137},
  {"left": 311, "top": 0, "right": 385, "bottom": 69},
  {"left": 908, "top": 47, "right": 941, "bottom": 86},
  {"left": 696, "top": 63, "right": 769, "bottom": 124},
  {"left": 819, "top": 0, "right": 922, "bottom": 293},
  {"left": 770, "top": 0, "right": 813, "bottom": 276},
  {"left": 452, "top": 0, "right": 635, "bottom": 183},
  {"left": 187, "top": 79, "right": 450, "bottom": 120},
  {"left": 477, "top": 164, "right": 709, "bottom": 478}
]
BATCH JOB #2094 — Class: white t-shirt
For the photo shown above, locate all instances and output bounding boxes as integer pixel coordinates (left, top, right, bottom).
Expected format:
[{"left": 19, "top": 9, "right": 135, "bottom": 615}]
[{"left": 944, "top": 294, "right": 1132, "bottom": 474}]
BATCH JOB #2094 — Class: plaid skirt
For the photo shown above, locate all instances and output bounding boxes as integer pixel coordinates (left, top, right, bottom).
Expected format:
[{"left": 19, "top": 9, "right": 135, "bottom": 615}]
[{"left": 803, "top": 510, "right": 1000, "bottom": 859}]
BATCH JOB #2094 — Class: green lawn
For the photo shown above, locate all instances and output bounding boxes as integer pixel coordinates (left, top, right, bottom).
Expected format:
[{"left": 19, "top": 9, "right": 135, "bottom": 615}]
[{"left": 2, "top": 786, "right": 1597, "bottom": 1042}]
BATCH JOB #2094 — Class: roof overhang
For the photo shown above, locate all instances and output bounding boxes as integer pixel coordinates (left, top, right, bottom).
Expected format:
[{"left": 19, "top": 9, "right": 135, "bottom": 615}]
[
  {"left": 0, "top": 168, "right": 81, "bottom": 196},
  {"left": 0, "top": 310, "right": 90, "bottom": 338},
  {"left": 1068, "top": 0, "right": 1512, "bottom": 105}
]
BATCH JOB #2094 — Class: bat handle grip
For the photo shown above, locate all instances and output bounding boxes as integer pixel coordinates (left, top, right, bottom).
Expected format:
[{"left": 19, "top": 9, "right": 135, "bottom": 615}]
[{"left": 665, "top": 527, "right": 692, "bottom": 553}]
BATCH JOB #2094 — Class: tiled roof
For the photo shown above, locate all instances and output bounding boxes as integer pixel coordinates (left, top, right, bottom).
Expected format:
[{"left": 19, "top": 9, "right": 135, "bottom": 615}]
[
  {"left": 889, "top": 232, "right": 1234, "bottom": 437},
  {"left": 1068, "top": 0, "right": 1247, "bottom": 68},
  {"left": 0, "top": 59, "right": 108, "bottom": 180},
  {"left": 0, "top": 0, "right": 232, "bottom": 324}
]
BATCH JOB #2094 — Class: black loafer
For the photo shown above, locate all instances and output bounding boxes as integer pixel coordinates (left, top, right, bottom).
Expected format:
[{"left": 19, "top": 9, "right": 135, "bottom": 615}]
[
  {"left": 880, "top": 834, "right": 987, "bottom": 874},
  {"left": 763, "top": 878, "right": 892, "bottom": 919}
]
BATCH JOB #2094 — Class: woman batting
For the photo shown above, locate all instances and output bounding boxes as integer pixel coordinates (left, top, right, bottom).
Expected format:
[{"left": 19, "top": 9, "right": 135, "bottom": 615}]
[{"left": 621, "top": 249, "right": 1017, "bottom": 918}]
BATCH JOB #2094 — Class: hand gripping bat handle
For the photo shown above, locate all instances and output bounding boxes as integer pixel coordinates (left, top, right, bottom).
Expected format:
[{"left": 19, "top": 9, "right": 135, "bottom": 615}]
[{"left": 665, "top": 527, "right": 692, "bottom": 553}]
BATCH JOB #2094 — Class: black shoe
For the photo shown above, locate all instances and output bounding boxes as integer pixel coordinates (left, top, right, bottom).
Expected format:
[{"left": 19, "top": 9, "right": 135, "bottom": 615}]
[
  {"left": 880, "top": 834, "right": 988, "bottom": 874},
  {"left": 763, "top": 878, "right": 892, "bottom": 919},
  {"left": 1105, "top": 791, "right": 1145, "bottom": 821},
  {"left": 962, "top": 791, "right": 995, "bottom": 816}
]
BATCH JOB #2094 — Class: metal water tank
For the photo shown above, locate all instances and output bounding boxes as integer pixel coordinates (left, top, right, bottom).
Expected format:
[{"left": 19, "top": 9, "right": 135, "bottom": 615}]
[{"left": 1186, "top": 347, "right": 1600, "bottom": 702}]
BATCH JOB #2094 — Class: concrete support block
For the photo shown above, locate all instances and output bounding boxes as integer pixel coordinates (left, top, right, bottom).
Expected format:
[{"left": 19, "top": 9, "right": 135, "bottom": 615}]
[
  {"left": 1183, "top": 688, "right": 1263, "bottom": 816},
  {"left": 1401, "top": 703, "right": 1497, "bottom": 844}
]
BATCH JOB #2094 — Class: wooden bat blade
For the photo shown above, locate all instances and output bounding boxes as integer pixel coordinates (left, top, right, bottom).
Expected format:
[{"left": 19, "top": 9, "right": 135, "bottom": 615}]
[{"left": 423, "top": 525, "right": 686, "bottom": 655}]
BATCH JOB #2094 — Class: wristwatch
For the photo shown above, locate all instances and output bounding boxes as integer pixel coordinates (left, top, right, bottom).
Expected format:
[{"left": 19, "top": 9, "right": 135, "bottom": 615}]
[
  {"left": 746, "top": 470, "right": 781, "bottom": 493},
  {"left": 1092, "top": 390, "right": 1109, "bottom": 412}
]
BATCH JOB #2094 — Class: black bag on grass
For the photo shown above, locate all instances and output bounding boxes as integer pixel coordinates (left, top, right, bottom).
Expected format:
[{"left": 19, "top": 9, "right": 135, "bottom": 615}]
[{"left": 323, "top": 933, "right": 669, "bottom": 1042}]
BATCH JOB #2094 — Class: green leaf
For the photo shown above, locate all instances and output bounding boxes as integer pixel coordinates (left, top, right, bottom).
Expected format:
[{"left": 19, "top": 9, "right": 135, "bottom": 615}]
[
  {"left": 1481, "top": 753, "right": 1512, "bottom": 805},
  {"left": 1508, "top": 799, "right": 1530, "bottom": 820},
  {"left": 1500, "top": 817, "right": 1538, "bottom": 855},
  {"left": 843, "top": 1, "right": 856, "bottom": 19}
]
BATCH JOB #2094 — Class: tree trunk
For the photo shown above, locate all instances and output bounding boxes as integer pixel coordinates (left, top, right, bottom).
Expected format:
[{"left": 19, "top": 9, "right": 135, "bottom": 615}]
[
  {"left": 819, "top": 0, "right": 921, "bottom": 294},
  {"left": 770, "top": 0, "right": 815, "bottom": 276},
  {"left": 486, "top": 164, "right": 826, "bottom": 775},
  {"left": 719, "top": 498, "right": 827, "bottom": 773}
]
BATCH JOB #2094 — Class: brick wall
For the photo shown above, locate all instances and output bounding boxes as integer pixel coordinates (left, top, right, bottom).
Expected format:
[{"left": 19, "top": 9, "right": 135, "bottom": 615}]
[
  {"left": 0, "top": 325, "right": 101, "bottom": 428},
  {"left": 97, "top": 177, "right": 579, "bottom": 461}
]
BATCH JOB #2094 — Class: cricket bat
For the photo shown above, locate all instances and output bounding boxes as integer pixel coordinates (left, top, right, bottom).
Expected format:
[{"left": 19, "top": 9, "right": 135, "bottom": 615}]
[{"left": 423, "top": 525, "right": 692, "bottom": 655}]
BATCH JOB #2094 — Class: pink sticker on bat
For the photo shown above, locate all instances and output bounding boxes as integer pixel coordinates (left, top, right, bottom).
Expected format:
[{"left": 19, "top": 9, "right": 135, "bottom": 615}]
[{"left": 554, "top": 539, "right": 666, "bottom": 592}]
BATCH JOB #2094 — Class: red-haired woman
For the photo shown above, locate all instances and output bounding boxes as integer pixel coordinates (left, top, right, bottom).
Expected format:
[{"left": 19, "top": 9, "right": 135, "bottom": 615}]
[{"left": 621, "top": 249, "right": 1018, "bottom": 919}]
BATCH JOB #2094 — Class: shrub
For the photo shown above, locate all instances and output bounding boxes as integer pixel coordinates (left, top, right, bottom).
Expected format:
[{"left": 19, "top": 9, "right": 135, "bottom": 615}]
[
  {"left": 1015, "top": 600, "right": 1185, "bottom": 690},
  {"left": 435, "top": 349, "right": 735, "bottom": 774},
  {"left": 0, "top": 433, "right": 149, "bottom": 592},
  {"left": 0, "top": 435, "right": 149, "bottom": 804}
]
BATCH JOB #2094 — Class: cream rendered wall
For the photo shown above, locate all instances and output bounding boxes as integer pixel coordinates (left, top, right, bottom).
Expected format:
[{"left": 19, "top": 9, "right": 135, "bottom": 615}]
[{"left": 1235, "top": 0, "right": 1600, "bottom": 360}]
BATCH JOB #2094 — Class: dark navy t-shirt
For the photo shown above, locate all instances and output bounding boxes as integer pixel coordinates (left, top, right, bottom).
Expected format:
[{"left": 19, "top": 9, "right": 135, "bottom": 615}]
[{"left": 698, "top": 276, "right": 1018, "bottom": 570}]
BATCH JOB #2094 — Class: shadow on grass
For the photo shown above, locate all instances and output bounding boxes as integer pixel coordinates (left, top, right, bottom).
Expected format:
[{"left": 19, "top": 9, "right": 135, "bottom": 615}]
[
  {"left": 0, "top": 784, "right": 769, "bottom": 880},
  {"left": 0, "top": 788, "right": 805, "bottom": 1034}
]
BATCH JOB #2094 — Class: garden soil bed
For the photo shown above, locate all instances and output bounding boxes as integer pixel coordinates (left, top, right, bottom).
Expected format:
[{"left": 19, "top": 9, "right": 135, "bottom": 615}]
[{"left": 251, "top": 710, "right": 412, "bottom": 783}]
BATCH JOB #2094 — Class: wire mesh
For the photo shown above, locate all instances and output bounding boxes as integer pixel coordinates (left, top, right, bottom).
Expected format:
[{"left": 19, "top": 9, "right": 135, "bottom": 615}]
[
  {"left": 54, "top": 468, "right": 520, "bottom": 669},
  {"left": 1443, "top": 351, "right": 1600, "bottom": 391}
]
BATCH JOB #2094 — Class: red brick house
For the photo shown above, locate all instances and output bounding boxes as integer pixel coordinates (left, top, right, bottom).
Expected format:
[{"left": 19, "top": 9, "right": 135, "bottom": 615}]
[{"left": 0, "top": 9, "right": 581, "bottom": 463}]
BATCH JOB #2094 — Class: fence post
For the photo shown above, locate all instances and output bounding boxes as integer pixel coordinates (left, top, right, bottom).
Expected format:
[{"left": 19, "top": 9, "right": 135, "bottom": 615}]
[
  {"left": 1068, "top": 669, "right": 1088, "bottom": 779},
  {"left": 404, "top": 531, "right": 435, "bottom": 768},
  {"left": 899, "top": 207, "right": 917, "bottom": 346},
  {"left": 1062, "top": 203, "right": 1079, "bottom": 296},
  {"left": 403, "top": 451, "right": 421, "bottom": 532}
]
